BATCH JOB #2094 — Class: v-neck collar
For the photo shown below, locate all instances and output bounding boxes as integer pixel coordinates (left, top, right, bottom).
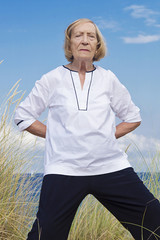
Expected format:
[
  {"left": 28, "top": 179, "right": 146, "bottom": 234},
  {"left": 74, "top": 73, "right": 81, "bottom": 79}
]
[{"left": 69, "top": 70, "right": 94, "bottom": 111}]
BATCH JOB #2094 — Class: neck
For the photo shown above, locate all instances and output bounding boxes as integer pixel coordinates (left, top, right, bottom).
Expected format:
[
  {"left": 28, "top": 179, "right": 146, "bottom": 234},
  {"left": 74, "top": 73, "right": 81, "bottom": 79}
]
[{"left": 69, "top": 60, "right": 94, "bottom": 73}]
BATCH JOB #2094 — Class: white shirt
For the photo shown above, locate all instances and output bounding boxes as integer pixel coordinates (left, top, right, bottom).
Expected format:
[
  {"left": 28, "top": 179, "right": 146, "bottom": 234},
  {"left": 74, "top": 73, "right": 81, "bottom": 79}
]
[{"left": 14, "top": 65, "right": 141, "bottom": 176}]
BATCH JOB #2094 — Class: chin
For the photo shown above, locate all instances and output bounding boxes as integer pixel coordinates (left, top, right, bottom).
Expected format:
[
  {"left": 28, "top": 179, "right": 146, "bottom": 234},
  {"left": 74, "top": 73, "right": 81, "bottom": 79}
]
[{"left": 77, "top": 55, "right": 93, "bottom": 61}]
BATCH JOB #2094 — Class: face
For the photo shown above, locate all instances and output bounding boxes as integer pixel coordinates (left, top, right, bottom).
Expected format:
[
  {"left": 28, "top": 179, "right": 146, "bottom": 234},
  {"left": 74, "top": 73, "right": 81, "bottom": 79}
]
[{"left": 70, "top": 22, "right": 98, "bottom": 62}]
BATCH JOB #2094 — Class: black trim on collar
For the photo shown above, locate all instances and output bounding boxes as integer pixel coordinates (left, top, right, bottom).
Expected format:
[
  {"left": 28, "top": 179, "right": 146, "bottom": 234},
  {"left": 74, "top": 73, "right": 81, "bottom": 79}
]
[{"left": 63, "top": 65, "right": 96, "bottom": 73}]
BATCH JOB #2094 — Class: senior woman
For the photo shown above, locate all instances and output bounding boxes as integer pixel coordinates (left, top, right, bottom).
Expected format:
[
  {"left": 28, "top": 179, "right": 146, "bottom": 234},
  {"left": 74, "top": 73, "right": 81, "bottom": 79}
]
[{"left": 15, "top": 18, "right": 160, "bottom": 240}]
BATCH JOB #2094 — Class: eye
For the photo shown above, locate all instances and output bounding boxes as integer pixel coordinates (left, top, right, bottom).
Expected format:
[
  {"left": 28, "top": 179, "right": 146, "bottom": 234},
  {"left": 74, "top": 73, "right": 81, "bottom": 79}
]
[{"left": 89, "top": 35, "right": 96, "bottom": 39}]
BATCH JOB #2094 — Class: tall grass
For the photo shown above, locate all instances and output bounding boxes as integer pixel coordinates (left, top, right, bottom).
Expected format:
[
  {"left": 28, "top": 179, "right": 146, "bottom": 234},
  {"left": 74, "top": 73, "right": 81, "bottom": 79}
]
[
  {"left": 0, "top": 65, "right": 160, "bottom": 239},
  {"left": 68, "top": 195, "right": 134, "bottom": 240},
  {"left": 0, "top": 76, "right": 42, "bottom": 239}
]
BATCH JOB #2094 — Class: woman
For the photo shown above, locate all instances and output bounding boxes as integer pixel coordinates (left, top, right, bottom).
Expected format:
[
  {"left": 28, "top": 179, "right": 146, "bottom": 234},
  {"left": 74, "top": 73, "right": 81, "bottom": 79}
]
[{"left": 14, "top": 18, "right": 160, "bottom": 240}]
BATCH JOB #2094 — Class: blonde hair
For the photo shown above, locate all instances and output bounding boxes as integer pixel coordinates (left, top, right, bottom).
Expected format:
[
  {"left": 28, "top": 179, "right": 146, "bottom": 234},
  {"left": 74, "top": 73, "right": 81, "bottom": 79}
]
[{"left": 64, "top": 18, "right": 107, "bottom": 62}]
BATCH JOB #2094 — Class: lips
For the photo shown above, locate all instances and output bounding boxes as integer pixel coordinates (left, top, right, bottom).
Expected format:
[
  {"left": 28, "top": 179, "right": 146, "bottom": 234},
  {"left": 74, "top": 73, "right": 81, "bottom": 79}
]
[{"left": 79, "top": 49, "right": 90, "bottom": 51}]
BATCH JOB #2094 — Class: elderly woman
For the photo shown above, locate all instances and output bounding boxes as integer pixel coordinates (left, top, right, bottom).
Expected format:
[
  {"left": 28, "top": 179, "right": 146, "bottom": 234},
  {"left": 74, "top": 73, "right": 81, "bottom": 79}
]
[{"left": 15, "top": 18, "right": 160, "bottom": 240}]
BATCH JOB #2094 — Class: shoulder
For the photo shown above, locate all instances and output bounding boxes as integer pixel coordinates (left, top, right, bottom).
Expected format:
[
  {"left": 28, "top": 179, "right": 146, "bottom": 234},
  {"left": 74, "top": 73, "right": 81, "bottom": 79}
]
[
  {"left": 44, "top": 66, "right": 64, "bottom": 79},
  {"left": 39, "top": 66, "right": 65, "bottom": 89},
  {"left": 95, "top": 66, "right": 118, "bottom": 81},
  {"left": 95, "top": 65, "right": 113, "bottom": 75}
]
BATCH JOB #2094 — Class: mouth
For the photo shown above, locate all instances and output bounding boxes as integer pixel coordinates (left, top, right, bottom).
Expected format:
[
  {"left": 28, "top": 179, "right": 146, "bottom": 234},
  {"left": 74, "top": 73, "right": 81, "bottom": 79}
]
[{"left": 79, "top": 49, "right": 90, "bottom": 52}]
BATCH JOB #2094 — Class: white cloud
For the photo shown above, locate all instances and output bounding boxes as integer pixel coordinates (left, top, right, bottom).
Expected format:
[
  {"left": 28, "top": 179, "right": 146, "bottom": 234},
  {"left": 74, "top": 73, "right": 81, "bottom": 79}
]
[
  {"left": 122, "top": 34, "right": 160, "bottom": 44},
  {"left": 93, "top": 17, "right": 120, "bottom": 31},
  {"left": 124, "top": 5, "right": 158, "bottom": 19},
  {"left": 118, "top": 132, "right": 160, "bottom": 152},
  {"left": 13, "top": 129, "right": 160, "bottom": 173},
  {"left": 2, "top": 123, "right": 160, "bottom": 173},
  {"left": 118, "top": 133, "right": 160, "bottom": 172},
  {"left": 124, "top": 5, "right": 160, "bottom": 27},
  {"left": 0, "top": 124, "right": 45, "bottom": 173}
]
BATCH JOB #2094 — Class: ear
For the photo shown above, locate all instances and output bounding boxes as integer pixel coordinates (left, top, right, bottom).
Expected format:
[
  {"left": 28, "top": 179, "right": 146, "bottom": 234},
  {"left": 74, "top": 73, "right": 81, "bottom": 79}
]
[
  {"left": 96, "top": 42, "right": 100, "bottom": 50},
  {"left": 68, "top": 42, "right": 71, "bottom": 51}
]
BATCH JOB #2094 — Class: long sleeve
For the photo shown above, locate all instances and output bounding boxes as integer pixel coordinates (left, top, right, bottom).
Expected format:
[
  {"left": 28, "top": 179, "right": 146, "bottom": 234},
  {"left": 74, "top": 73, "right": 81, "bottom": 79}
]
[
  {"left": 14, "top": 74, "right": 49, "bottom": 131},
  {"left": 109, "top": 70, "right": 141, "bottom": 123}
]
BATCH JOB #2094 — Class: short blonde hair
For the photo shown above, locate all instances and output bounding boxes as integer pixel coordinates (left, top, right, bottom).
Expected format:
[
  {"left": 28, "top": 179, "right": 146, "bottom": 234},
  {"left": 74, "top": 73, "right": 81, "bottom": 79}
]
[{"left": 64, "top": 18, "right": 107, "bottom": 62}]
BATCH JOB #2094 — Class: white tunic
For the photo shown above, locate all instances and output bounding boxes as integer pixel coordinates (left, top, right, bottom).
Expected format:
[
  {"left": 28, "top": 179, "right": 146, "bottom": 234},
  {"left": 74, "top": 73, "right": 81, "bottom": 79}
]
[{"left": 14, "top": 65, "right": 141, "bottom": 176}]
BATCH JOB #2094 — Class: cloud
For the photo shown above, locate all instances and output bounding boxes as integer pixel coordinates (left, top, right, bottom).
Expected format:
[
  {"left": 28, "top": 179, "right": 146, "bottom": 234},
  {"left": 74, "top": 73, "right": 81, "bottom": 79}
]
[
  {"left": 3, "top": 123, "right": 160, "bottom": 173},
  {"left": 93, "top": 17, "right": 120, "bottom": 31},
  {"left": 118, "top": 132, "right": 160, "bottom": 152},
  {"left": 124, "top": 5, "right": 160, "bottom": 27},
  {"left": 0, "top": 124, "right": 45, "bottom": 173},
  {"left": 12, "top": 128, "right": 160, "bottom": 173},
  {"left": 118, "top": 133, "right": 160, "bottom": 171},
  {"left": 122, "top": 34, "right": 160, "bottom": 44}
]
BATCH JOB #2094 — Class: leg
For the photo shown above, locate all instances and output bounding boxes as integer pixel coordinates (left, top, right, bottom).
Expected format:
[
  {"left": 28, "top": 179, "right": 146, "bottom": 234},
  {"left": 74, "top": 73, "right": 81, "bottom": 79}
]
[
  {"left": 27, "top": 174, "right": 88, "bottom": 240},
  {"left": 90, "top": 168, "right": 160, "bottom": 240}
]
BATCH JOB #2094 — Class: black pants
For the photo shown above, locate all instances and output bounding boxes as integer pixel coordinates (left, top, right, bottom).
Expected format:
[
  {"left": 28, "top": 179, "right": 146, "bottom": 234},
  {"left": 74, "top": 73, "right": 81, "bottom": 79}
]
[{"left": 27, "top": 168, "right": 160, "bottom": 240}]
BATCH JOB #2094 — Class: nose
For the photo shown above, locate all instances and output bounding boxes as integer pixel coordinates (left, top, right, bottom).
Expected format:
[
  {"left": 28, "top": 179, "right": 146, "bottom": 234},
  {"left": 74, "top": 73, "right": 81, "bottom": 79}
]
[{"left": 82, "top": 34, "right": 88, "bottom": 44}]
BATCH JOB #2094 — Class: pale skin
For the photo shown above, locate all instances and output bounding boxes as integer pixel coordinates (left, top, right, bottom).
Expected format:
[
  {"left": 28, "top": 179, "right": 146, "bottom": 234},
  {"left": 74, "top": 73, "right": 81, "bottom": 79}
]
[{"left": 26, "top": 22, "right": 141, "bottom": 138}]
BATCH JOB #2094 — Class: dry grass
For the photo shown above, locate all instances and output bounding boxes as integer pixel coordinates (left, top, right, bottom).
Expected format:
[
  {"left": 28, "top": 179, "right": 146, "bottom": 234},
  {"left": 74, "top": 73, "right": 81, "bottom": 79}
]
[
  {"left": 68, "top": 195, "right": 133, "bottom": 240},
  {"left": 0, "top": 75, "right": 41, "bottom": 239}
]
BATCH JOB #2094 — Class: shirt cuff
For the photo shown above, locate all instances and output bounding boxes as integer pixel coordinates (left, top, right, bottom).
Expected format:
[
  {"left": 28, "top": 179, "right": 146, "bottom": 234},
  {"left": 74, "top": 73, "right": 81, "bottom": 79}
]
[
  {"left": 16, "top": 119, "right": 36, "bottom": 132},
  {"left": 124, "top": 113, "right": 142, "bottom": 123}
]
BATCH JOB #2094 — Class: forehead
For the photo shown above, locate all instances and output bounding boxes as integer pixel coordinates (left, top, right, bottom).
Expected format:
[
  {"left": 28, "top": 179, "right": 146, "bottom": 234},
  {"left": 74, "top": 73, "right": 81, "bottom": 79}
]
[{"left": 72, "top": 22, "right": 96, "bottom": 34}]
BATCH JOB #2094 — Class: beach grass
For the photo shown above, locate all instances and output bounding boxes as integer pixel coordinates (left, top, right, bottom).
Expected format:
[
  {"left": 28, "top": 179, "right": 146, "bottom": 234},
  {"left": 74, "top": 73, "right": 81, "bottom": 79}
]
[
  {"left": 0, "top": 79, "right": 42, "bottom": 239},
  {"left": 0, "top": 76, "right": 160, "bottom": 239},
  {"left": 68, "top": 195, "right": 134, "bottom": 240}
]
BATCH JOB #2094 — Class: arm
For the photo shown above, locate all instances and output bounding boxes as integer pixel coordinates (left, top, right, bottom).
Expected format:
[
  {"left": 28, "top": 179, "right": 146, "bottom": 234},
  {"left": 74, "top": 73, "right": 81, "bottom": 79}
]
[
  {"left": 14, "top": 75, "right": 49, "bottom": 132},
  {"left": 109, "top": 71, "right": 142, "bottom": 137},
  {"left": 115, "top": 121, "right": 141, "bottom": 139},
  {"left": 25, "top": 120, "right": 46, "bottom": 138}
]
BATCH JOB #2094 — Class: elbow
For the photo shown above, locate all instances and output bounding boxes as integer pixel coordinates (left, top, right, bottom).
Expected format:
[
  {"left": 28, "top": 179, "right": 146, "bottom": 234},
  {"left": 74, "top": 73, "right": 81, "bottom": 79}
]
[
  {"left": 128, "top": 121, "right": 141, "bottom": 131},
  {"left": 133, "top": 121, "right": 141, "bottom": 130},
  {"left": 136, "top": 121, "right": 141, "bottom": 127}
]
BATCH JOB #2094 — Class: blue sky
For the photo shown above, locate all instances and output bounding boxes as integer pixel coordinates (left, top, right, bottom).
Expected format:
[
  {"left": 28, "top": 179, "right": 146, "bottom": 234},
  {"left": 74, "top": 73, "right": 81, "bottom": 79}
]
[{"left": 0, "top": 0, "right": 160, "bottom": 141}]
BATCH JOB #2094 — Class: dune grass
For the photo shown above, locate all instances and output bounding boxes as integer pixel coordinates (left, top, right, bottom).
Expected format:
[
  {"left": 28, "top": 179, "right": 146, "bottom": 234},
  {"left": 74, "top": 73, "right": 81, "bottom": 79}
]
[
  {"left": 68, "top": 195, "right": 134, "bottom": 240},
  {"left": 0, "top": 79, "right": 42, "bottom": 239},
  {"left": 0, "top": 74, "right": 160, "bottom": 239}
]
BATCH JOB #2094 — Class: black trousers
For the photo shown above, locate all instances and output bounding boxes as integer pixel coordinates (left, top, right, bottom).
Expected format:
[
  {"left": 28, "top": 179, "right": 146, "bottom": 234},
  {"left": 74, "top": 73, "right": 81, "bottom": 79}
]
[{"left": 27, "top": 167, "right": 160, "bottom": 240}]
